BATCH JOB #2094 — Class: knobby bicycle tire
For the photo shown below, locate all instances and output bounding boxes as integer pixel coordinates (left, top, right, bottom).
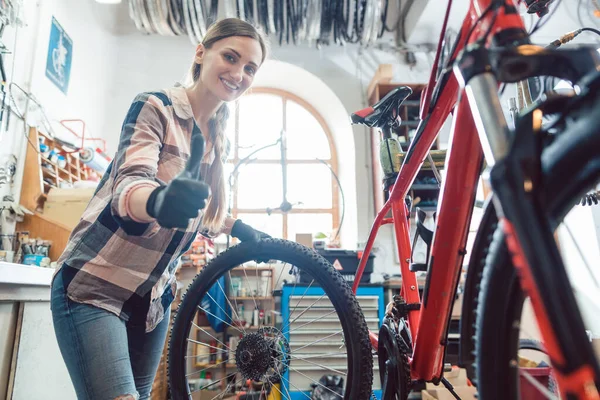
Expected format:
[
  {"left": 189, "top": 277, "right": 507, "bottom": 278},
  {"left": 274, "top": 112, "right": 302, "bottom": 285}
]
[{"left": 168, "top": 239, "right": 373, "bottom": 400}]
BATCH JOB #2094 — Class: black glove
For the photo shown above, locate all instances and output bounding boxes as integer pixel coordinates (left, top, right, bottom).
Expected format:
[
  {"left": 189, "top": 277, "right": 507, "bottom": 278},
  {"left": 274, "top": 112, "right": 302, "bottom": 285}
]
[
  {"left": 146, "top": 135, "right": 211, "bottom": 229},
  {"left": 231, "top": 219, "right": 271, "bottom": 242}
]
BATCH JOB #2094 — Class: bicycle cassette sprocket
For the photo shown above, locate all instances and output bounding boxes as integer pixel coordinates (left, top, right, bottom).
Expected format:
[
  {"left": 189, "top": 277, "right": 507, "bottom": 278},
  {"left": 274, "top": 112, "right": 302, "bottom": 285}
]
[{"left": 378, "top": 321, "right": 411, "bottom": 400}]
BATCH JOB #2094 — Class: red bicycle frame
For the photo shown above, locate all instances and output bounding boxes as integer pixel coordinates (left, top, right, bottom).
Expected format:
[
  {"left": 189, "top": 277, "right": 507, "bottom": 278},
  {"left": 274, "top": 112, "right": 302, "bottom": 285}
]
[{"left": 352, "top": 0, "right": 526, "bottom": 382}]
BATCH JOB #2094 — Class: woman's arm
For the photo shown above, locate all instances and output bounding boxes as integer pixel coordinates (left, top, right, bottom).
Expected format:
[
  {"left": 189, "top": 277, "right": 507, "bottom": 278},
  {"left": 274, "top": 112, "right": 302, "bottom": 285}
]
[
  {"left": 110, "top": 93, "right": 167, "bottom": 232},
  {"left": 127, "top": 186, "right": 155, "bottom": 222}
]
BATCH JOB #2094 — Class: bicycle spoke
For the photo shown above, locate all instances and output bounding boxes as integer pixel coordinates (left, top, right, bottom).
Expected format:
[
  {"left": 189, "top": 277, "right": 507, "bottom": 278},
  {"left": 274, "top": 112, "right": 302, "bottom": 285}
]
[
  {"left": 285, "top": 309, "right": 338, "bottom": 335},
  {"left": 224, "top": 272, "right": 247, "bottom": 334},
  {"left": 286, "top": 355, "right": 347, "bottom": 376},
  {"left": 196, "top": 304, "right": 242, "bottom": 333},
  {"left": 289, "top": 351, "right": 348, "bottom": 359},
  {"left": 272, "top": 262, "right": 288, "bottom": 294},
  {"left": 255, "top": 265, "right": 262, "bottom": 329},
  {"left": 278, "top": 372, "right": 310, "bottom": 400},
  {"left": 187, "top": 338, "right": 229, "bottom": 353},
  {"left": 240, "top": 262, "right": 260, "bottom": 311},
  {"left": 260, "top": 383, "right": 267, "bottom": 399},
  {"left": 184, "top": 359, "right": 228, "bottom": 378},
  {"left": 192, "top": 321, "right": 231, "bottom": 350},
  {"left": 208, "top": 381, "right": 234, "bottom": 400},
  {"left": 519, "top": 368, "right": 558, "bottom": 400},
  {"left": 185, "top": 353, "right": 218, "bottom": 360},
  {"left": 206, "top": 286, "right": 246, "bottom": 335},
  {"left": 288, "top": 366, "right": 344, "bottom": 398},
  {"left": 294, "top": 330, "right": 343, "bottom": 352},
  {"left": 281, "top": 281, "right": 317, "bottom": 333},
  {"left": 283, "top": 293, "right": 328, "bottom": 333},
  {"left": 194, "top": 372, "right": 237, "bottom": 392},
  {"left": 270, "top": 381, "right": 290, "bottom": 400}
]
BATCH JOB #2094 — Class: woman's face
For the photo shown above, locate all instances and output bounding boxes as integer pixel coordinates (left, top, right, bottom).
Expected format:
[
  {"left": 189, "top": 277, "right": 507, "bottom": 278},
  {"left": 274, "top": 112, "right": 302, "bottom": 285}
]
[{"left": 196, "top": 36, "right": 263, "bottom": 102}]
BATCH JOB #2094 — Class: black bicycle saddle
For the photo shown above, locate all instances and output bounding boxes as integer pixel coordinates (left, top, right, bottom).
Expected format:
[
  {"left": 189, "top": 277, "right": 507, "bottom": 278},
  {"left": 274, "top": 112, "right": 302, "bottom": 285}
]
[{"left": 351, "top": 86, "right": 413, "bottom": 129}]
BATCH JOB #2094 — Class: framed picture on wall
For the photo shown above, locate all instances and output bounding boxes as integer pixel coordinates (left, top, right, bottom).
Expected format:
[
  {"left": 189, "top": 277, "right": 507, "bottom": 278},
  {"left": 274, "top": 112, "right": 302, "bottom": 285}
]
[{"left": 45, "top": 16, "right": 73, "bottom": 94}]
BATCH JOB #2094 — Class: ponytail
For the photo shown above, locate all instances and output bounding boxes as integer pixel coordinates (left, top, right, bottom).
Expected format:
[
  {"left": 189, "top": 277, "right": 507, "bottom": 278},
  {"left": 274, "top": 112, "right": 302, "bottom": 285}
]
[
  {"left": 185, "top": 18, "right": 268, "bottom": 232},
  {"left": 201, "top": 103, "right": 228, "bottom": 233}
]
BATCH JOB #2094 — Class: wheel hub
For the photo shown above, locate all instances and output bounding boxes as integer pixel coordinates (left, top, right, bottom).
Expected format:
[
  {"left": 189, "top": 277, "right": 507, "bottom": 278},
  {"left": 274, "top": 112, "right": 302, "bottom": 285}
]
[
  {"left": 235, "top": 327, "right": 290, "bottom": 383},
  {"left": 236, "top": 333, "right": 272, "bottom": 381}
]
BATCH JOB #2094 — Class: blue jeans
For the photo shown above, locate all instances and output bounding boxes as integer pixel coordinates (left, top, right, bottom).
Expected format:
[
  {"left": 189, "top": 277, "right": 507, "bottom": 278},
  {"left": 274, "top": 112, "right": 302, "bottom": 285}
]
[{"left": 51, "top": 272, "right": 170, "bottom": 400}]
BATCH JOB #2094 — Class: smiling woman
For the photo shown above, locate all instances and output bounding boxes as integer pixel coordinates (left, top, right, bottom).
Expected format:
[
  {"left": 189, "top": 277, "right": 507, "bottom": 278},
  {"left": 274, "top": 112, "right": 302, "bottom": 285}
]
[{"left": 50, "top": 18, "right": 272, "bottom": 400}]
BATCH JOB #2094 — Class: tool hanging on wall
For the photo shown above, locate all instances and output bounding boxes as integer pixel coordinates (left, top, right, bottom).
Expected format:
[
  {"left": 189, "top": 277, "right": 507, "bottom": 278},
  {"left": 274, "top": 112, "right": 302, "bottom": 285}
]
[
  {"left": 0, "top": 0, "right": 25, "bottom": 138},
  {"left": 128, "top": 0, "right": 395, "bottom": 47}
]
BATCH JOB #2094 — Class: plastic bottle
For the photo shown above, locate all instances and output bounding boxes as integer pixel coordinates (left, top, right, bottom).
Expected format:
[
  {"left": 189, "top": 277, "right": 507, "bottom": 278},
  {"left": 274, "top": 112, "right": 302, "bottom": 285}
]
[{"left": 379, "top": 137, "right": 402, "bottom": 176}]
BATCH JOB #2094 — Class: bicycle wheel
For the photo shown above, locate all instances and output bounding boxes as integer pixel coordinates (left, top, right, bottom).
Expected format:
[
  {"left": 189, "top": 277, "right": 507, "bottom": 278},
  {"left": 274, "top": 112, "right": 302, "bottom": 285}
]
[
  {"left": 475, "top": 87, "right": 600, "bottom": 398},
  {"left": 168, "top": 239, "right": 373, "bottom": 400}
]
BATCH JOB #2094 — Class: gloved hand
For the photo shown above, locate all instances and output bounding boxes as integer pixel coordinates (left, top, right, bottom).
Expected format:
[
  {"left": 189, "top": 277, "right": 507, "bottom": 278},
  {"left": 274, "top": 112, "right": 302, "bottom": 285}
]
[
  {"left": 231, "top": 219, "right": 271, "bottom": 242},
  {"left": 146, "top": 135, "right": 211, "bottom": 229}
]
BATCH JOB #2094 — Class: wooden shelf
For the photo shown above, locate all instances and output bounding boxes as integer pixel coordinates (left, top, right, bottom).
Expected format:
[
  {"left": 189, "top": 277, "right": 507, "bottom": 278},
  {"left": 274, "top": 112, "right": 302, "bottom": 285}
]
[
  {"left": 42, "top": 168, "right": 57, "bottom": 179},
  {"left": 17, "top": 127, "right": 103, "bottom": 261}
]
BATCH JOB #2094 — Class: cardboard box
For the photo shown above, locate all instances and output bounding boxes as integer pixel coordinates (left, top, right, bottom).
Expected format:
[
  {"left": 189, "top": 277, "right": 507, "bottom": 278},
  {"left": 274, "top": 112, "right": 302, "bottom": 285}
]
[
  {"left": 295, "top": 233, "right": 313, "bottom": 248},
  {"left": 421, "top": 386, "right": 476, "bottom": 400},
  {"left": 43, "top": 188, "right": 95, "bottom": 230}
]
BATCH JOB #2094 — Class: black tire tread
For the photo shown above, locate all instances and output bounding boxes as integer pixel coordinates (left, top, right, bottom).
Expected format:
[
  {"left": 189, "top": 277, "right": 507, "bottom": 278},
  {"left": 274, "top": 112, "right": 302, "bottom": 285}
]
[{"left": 168, "top": 239, "right": 373, "bottom": 400}]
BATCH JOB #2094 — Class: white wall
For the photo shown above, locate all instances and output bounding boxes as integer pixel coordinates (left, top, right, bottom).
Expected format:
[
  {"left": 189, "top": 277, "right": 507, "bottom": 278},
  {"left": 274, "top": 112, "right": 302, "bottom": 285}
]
[{"left": 0, "top": 0, "right": 117, "bottom": 205}]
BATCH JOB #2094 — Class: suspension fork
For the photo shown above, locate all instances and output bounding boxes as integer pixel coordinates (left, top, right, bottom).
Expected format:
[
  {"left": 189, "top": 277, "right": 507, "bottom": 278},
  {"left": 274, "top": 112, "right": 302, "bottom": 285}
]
[{"left": 455, "top": 48, "right": 600, "bottom": 397}]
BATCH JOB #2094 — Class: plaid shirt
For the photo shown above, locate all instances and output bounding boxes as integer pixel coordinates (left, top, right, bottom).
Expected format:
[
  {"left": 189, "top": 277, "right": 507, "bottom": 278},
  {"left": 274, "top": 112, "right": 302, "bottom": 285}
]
[{"left": 54, "top": 86, "right": 229, "bottom": 332}]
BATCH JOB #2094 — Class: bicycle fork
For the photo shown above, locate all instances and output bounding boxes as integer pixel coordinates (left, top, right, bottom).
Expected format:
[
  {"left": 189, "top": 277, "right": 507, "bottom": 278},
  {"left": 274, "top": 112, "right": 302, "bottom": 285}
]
[{"left": 456, "top": 67, "right": 600, "bottom": 398}]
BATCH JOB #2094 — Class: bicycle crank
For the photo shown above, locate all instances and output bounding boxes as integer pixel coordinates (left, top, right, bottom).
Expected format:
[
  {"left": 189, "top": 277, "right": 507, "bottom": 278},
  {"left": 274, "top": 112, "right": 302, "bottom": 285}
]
[{"left": 378, "top": 320, "right": 411, "bottom": 400}]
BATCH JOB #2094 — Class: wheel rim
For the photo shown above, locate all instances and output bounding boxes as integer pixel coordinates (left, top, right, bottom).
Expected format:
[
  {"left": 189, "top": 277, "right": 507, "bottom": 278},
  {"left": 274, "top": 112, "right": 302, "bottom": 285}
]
[{"left": 169, "top": 240, "right": 373, "bottom": 400}]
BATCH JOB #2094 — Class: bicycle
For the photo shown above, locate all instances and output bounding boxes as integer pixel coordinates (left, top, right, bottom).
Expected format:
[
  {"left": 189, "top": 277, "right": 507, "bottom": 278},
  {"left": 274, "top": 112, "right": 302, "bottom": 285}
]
[{"left": 168, "top": 1, "right": 600, "bottom": 399}]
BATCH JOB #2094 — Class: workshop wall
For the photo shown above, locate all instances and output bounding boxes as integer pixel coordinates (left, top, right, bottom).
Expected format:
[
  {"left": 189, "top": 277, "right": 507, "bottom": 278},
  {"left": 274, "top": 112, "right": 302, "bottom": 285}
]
[{"left": 0, "top": 0, "right": 116, "bottom": 205}]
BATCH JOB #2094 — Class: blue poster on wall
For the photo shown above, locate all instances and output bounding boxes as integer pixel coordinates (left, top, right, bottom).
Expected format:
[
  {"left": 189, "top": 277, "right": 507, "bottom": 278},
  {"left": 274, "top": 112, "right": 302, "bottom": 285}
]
[{"left": 45, "top": 16, "right": 72, "bottom": 94}]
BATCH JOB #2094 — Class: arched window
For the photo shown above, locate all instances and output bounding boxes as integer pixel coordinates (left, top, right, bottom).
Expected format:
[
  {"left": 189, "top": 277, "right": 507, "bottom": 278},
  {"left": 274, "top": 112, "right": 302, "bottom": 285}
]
[{"left": 225, "top": 88, "right": 340, "bottom": 241}]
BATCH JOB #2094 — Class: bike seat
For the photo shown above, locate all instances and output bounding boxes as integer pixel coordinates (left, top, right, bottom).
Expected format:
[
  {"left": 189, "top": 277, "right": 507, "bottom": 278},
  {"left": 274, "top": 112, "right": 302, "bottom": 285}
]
[{"left": 351, "top": 86, "right": 413, "bottom": 129}]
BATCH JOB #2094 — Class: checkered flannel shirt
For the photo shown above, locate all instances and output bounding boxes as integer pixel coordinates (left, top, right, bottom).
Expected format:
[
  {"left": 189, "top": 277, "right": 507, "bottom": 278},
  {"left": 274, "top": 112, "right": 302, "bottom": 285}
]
[{"left": 54, "top": 86, "right": 229, "bottom": 332}]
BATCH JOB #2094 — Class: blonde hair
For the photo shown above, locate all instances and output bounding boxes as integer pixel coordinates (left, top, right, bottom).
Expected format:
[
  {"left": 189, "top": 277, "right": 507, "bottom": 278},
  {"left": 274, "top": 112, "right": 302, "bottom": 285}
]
[{"left": 190, "top": 18, "right": 268, "bottom": 233}]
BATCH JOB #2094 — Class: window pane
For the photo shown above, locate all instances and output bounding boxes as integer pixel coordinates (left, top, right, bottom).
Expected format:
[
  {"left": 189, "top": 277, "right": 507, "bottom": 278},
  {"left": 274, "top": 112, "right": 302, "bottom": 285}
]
[
  {"left": 286, "top": 100, "right": 331, "bottom": 160},
  {"left": 237, "top": 164, "right": 283, "bottom": 209},
  {"left": 238, "top": 94, "right": 282, "bottom": 160},
  {"left": 225, "top": 109, "right": 236, "bottom": 161},
  {"left": 237, "top": 213, "right": 283, "bottom": 239},
  {"left": 287, "top": 164, "right": 333, "bottom": 209},
  {"left": 287, "top": 213, "right": 333, "bottom": 241},
  {"left": 224, "top": 162, "right": 234, "bottom": 210}
]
